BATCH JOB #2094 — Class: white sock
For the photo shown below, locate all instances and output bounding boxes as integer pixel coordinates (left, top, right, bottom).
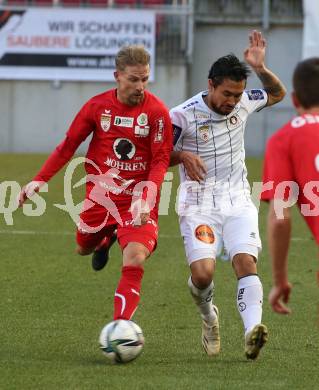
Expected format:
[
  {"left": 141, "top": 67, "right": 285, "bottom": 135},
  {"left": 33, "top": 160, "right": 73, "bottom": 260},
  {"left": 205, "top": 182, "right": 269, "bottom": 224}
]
[
  {"left": 188, "top": 276, "right": 217, "bottom": 324},
  {"left": 236, "top": 275, "right": 263, "bottom": 336}
]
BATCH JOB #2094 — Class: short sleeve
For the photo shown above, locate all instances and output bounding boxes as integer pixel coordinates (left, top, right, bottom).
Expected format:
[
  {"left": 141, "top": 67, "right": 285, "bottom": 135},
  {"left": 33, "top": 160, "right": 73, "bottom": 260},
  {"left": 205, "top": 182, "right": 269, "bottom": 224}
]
[
  {"left": 242, "top": 89, "right": 268, "bottom": 114},
  {"left": 169, "top": 108, "right": 188, "bottom": 151}
]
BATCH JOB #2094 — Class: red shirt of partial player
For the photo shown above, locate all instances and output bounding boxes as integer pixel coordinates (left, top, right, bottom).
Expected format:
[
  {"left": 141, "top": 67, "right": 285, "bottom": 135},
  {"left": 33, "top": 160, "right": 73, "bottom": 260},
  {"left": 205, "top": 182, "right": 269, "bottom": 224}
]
[
  {"left": 261, "top": 113, "right": 319, "bottom": 243},
  {"left": 33, "top": 89, "right": 173, "bottom": 212}
]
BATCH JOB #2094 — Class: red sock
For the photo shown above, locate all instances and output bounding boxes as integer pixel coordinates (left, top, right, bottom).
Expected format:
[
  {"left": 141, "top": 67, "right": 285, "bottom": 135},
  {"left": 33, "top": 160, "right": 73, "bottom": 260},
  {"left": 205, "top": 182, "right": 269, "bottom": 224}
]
[{"left": 114, "top": 265, "right": 144, "bottom": 320}]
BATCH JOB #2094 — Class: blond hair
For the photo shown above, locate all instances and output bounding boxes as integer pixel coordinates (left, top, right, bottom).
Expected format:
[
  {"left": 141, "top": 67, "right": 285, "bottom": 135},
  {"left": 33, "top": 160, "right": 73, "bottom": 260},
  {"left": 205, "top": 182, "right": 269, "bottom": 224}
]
[{"left": 115, "top": 45, "right": 150, "bottom": 71}]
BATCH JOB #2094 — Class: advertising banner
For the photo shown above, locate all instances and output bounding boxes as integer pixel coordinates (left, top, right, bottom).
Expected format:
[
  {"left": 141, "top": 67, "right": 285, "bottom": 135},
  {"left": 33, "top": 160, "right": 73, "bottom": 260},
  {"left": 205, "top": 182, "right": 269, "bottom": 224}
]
[
  {"left": 302, "top": 0, "right": 319, "bottom": 59},
  {"left": 0, "top": 9, "right": 155, "bottom": 81}
]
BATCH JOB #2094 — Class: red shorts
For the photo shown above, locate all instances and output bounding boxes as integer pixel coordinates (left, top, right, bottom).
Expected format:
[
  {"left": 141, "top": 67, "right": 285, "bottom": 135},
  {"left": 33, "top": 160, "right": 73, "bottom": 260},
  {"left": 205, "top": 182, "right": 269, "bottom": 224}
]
[{"left": 76, "top": 202, "right": 158, "bottom": 253}]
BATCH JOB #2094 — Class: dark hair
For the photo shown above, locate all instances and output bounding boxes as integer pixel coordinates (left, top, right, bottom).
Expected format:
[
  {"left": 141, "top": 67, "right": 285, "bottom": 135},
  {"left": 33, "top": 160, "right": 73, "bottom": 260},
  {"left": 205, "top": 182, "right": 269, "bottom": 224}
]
[
  {"left": 208, "top": 54, "right": 251, "bottom": 86},
  {"left": 293, "top": 57, "right": 319, "bottom": 109}
]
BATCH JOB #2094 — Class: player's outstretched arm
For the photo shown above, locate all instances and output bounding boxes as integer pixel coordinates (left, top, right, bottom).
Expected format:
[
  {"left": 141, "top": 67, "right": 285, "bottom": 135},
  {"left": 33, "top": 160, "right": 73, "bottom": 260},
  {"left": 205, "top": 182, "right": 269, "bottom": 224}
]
[
  {"left": 18, "top": 102, "right": 94, "bottom": 207},
  {"left": 244, "top": 30, "right": 286, "bottom": 106},
  {"left": 267, "top": 200, "right": 292, "bottom": 314}
]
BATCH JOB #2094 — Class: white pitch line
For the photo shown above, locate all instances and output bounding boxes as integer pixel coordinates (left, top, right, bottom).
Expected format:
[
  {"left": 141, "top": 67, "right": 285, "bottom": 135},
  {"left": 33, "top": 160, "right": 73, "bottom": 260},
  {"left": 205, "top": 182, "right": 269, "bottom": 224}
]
[
  {"left": 0, "top": 229, "right": 180, "bottom": 239},
  {"left": 0, "top": 229, "right": 73, "bottom": 236},
  {"left": 291, "top": 237, "right": 313, "bottom": 242},
  {"left": 0, "top": 229, "right": 311, "bottom": 241}
]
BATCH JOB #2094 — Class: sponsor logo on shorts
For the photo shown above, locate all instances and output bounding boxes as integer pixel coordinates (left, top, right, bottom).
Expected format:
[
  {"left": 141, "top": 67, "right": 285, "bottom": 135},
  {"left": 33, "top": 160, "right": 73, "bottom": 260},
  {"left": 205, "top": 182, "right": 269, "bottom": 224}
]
[{"left": 195, "top": 224, "right": 215, "bottom": 244}]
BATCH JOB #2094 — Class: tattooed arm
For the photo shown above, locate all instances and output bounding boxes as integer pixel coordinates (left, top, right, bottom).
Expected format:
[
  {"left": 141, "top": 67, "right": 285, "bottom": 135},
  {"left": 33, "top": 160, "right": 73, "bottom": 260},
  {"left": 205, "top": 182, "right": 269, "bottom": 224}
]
[
  {"left": 244, "top": 30, "right": 286, "bottom": 106},
  {"left": 254, "top": 65, "right": 286, "bottom": 107}
]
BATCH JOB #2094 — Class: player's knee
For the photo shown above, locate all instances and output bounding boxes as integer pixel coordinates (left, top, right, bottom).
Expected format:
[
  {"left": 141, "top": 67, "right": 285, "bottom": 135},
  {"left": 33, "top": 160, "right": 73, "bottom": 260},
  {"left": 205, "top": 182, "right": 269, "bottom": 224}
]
[
  {"left": 192, "top": 272, "right": 213, "bottom": 289},
  {"left": 190, "top": 258, "right": 214, "bottom": 288},
  {"left": 123, "top": 243, "right": 150, "bottom": 266},
  {"left": 232, "top": 253, "right": 257, "bottom": 277},
  {"left": 125, "top": 251, "right": 147, "bottom": 266}
]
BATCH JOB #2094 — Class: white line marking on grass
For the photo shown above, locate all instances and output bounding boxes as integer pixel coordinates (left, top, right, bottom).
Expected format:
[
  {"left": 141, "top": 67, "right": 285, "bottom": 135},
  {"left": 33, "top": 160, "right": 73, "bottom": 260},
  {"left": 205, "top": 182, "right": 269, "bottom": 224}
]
[
  {"left": 0, "top": 229, "right": 181, "bottom": 238},
  {"left": 0, "top": 230, "right": 312, "bottom": 241},
  {"left": 0, "top": 229, "right": 73, "bottom": 236},
  {"left": 291, "top": 237, "right": 313, "bottom": 241}
]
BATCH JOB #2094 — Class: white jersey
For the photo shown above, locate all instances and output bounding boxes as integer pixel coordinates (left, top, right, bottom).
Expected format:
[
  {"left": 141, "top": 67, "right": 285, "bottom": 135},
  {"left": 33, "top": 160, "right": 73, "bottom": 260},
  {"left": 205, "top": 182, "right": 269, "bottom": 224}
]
[{"left": 170, "top": 89, "right": 267, "bottom": 211}]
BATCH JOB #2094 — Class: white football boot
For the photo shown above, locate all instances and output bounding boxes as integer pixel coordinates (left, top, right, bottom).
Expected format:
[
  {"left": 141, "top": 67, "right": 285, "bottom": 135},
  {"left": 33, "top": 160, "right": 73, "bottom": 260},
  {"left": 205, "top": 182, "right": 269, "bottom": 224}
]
[{"left": 202, "top": 305, "right": 220, "bottom": 356}]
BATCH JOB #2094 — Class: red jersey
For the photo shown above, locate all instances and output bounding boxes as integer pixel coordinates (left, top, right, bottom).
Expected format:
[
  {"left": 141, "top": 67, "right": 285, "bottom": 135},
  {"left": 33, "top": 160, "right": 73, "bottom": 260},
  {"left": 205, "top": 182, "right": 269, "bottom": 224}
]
[
  {"left": 261, "top": 113, "right": 319, "bottom": 243},
  {"left": 33, "top": 89, "right": 173, "bottom": 211}
]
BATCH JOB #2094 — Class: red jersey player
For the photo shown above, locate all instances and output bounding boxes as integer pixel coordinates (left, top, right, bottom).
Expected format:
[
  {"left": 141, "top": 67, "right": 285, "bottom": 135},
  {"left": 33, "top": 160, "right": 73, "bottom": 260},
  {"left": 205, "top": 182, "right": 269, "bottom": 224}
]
[
  {"left": 261, "top": 57, "right": 319, "bottom": 314},
  {"left": 18, "top": 45, "right": 173, "bottom": 321}
]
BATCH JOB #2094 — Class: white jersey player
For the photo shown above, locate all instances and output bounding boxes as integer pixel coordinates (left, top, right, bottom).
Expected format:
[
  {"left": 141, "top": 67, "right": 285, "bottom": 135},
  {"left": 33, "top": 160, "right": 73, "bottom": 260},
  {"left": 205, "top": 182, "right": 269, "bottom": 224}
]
[{"left": 170, "top": 31, "right": 286, "bottom": 360}]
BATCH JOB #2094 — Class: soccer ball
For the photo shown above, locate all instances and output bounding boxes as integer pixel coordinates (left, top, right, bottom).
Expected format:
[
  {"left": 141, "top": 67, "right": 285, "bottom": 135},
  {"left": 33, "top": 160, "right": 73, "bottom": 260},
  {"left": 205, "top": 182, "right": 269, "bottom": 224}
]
[{"left": 99, "top": 319, "right": 144, "bottom": 364}]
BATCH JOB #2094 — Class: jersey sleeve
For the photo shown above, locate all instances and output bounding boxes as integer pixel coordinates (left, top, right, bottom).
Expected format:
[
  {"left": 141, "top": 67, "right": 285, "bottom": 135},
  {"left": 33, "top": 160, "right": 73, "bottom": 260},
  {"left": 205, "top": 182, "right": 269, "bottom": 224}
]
[
  {"left": 33, "top": 101, "right": 94, "bottom": 182},
  {"left": 143, "top": 105, "right": 173, "bottom": 203},
  {"left": 242, "top": 89, "right": 268, "bottom": 114},
  {"left": 261, "top": 132, "right": 293, "bottom": 201},
  {"left": 169, "top": 107, "right": 188, "bottom": 151}
]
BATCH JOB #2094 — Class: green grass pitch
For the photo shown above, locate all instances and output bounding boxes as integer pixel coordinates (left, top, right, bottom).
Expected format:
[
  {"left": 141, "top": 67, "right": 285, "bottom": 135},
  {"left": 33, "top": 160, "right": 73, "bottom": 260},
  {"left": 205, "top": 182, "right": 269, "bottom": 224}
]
[{"left": 0, "top": 154, "right": 318, "bottom": 389}]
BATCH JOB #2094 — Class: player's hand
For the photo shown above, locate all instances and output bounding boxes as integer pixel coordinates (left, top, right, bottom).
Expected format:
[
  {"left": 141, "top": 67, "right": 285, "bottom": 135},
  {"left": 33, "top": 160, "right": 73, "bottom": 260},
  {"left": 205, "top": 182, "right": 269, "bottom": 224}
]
[
  {"left": 130, "top": 199, "right": 150, "bottom": 226},
  {"left": 244, "top": 30, "right": 266, "bottom": 70},
  {"left": 268, "top": 282, "right": 292, "bottom": 314},
  {"left": 180, "top": 151, "right": 207, "bottom": 182},
  {"left": 18, "top": 181, "right": 45, "bottom": 207}
]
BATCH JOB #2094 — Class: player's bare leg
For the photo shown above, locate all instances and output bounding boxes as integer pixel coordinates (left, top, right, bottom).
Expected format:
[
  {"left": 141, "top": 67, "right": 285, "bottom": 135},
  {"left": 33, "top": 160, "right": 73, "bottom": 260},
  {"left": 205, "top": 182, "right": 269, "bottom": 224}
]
[
  {"left": 232, "top": 253, "right": 268, "bottom": 359},
  {"left": 189, "top": 258, "right": 220, "bottom": 356}
]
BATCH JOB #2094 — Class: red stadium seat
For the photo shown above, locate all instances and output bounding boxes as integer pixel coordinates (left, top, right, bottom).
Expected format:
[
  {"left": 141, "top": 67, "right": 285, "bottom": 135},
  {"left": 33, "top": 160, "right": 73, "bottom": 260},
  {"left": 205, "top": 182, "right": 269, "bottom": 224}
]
[
  {"left": 113, "top": 0, "right": 165, "bottom": 7},
  {"left": 114, "top": 0, "right": 137, "bottom": 6},
  {"left": 86, "top": 0, "right": 109, "bottom": 6},
  {"left": 6, "top": 0, "right": 29, "bottom": 5},
  {"left": 61, "top": 0, "right": 82, "bottom": 6},
  {"left": 141, "top": 0, "right": 165, "bottom": 4},
  {"left": 31, "top": 0, "right": 54, "bottom": 5}
]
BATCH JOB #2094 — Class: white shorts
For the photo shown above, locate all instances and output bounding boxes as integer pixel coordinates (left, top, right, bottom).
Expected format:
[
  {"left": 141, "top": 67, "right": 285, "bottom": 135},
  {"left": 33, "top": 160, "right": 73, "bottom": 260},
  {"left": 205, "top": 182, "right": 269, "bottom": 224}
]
[{"left": 179, "top": 201, "right": 262, "bottom": 265}]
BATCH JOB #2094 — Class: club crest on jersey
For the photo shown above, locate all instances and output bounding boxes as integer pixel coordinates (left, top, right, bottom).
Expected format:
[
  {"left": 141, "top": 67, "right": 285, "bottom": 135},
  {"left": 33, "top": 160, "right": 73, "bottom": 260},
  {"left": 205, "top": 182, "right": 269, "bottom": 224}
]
[
  {"left": 137, "top": 113, "right": 148, "bottom": 126},
  {"left": 100, "top": 113, "right": 111, "bottom": 132},
  {"left": 198, "top": 125, "right": 210, "bottom": 142}
]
